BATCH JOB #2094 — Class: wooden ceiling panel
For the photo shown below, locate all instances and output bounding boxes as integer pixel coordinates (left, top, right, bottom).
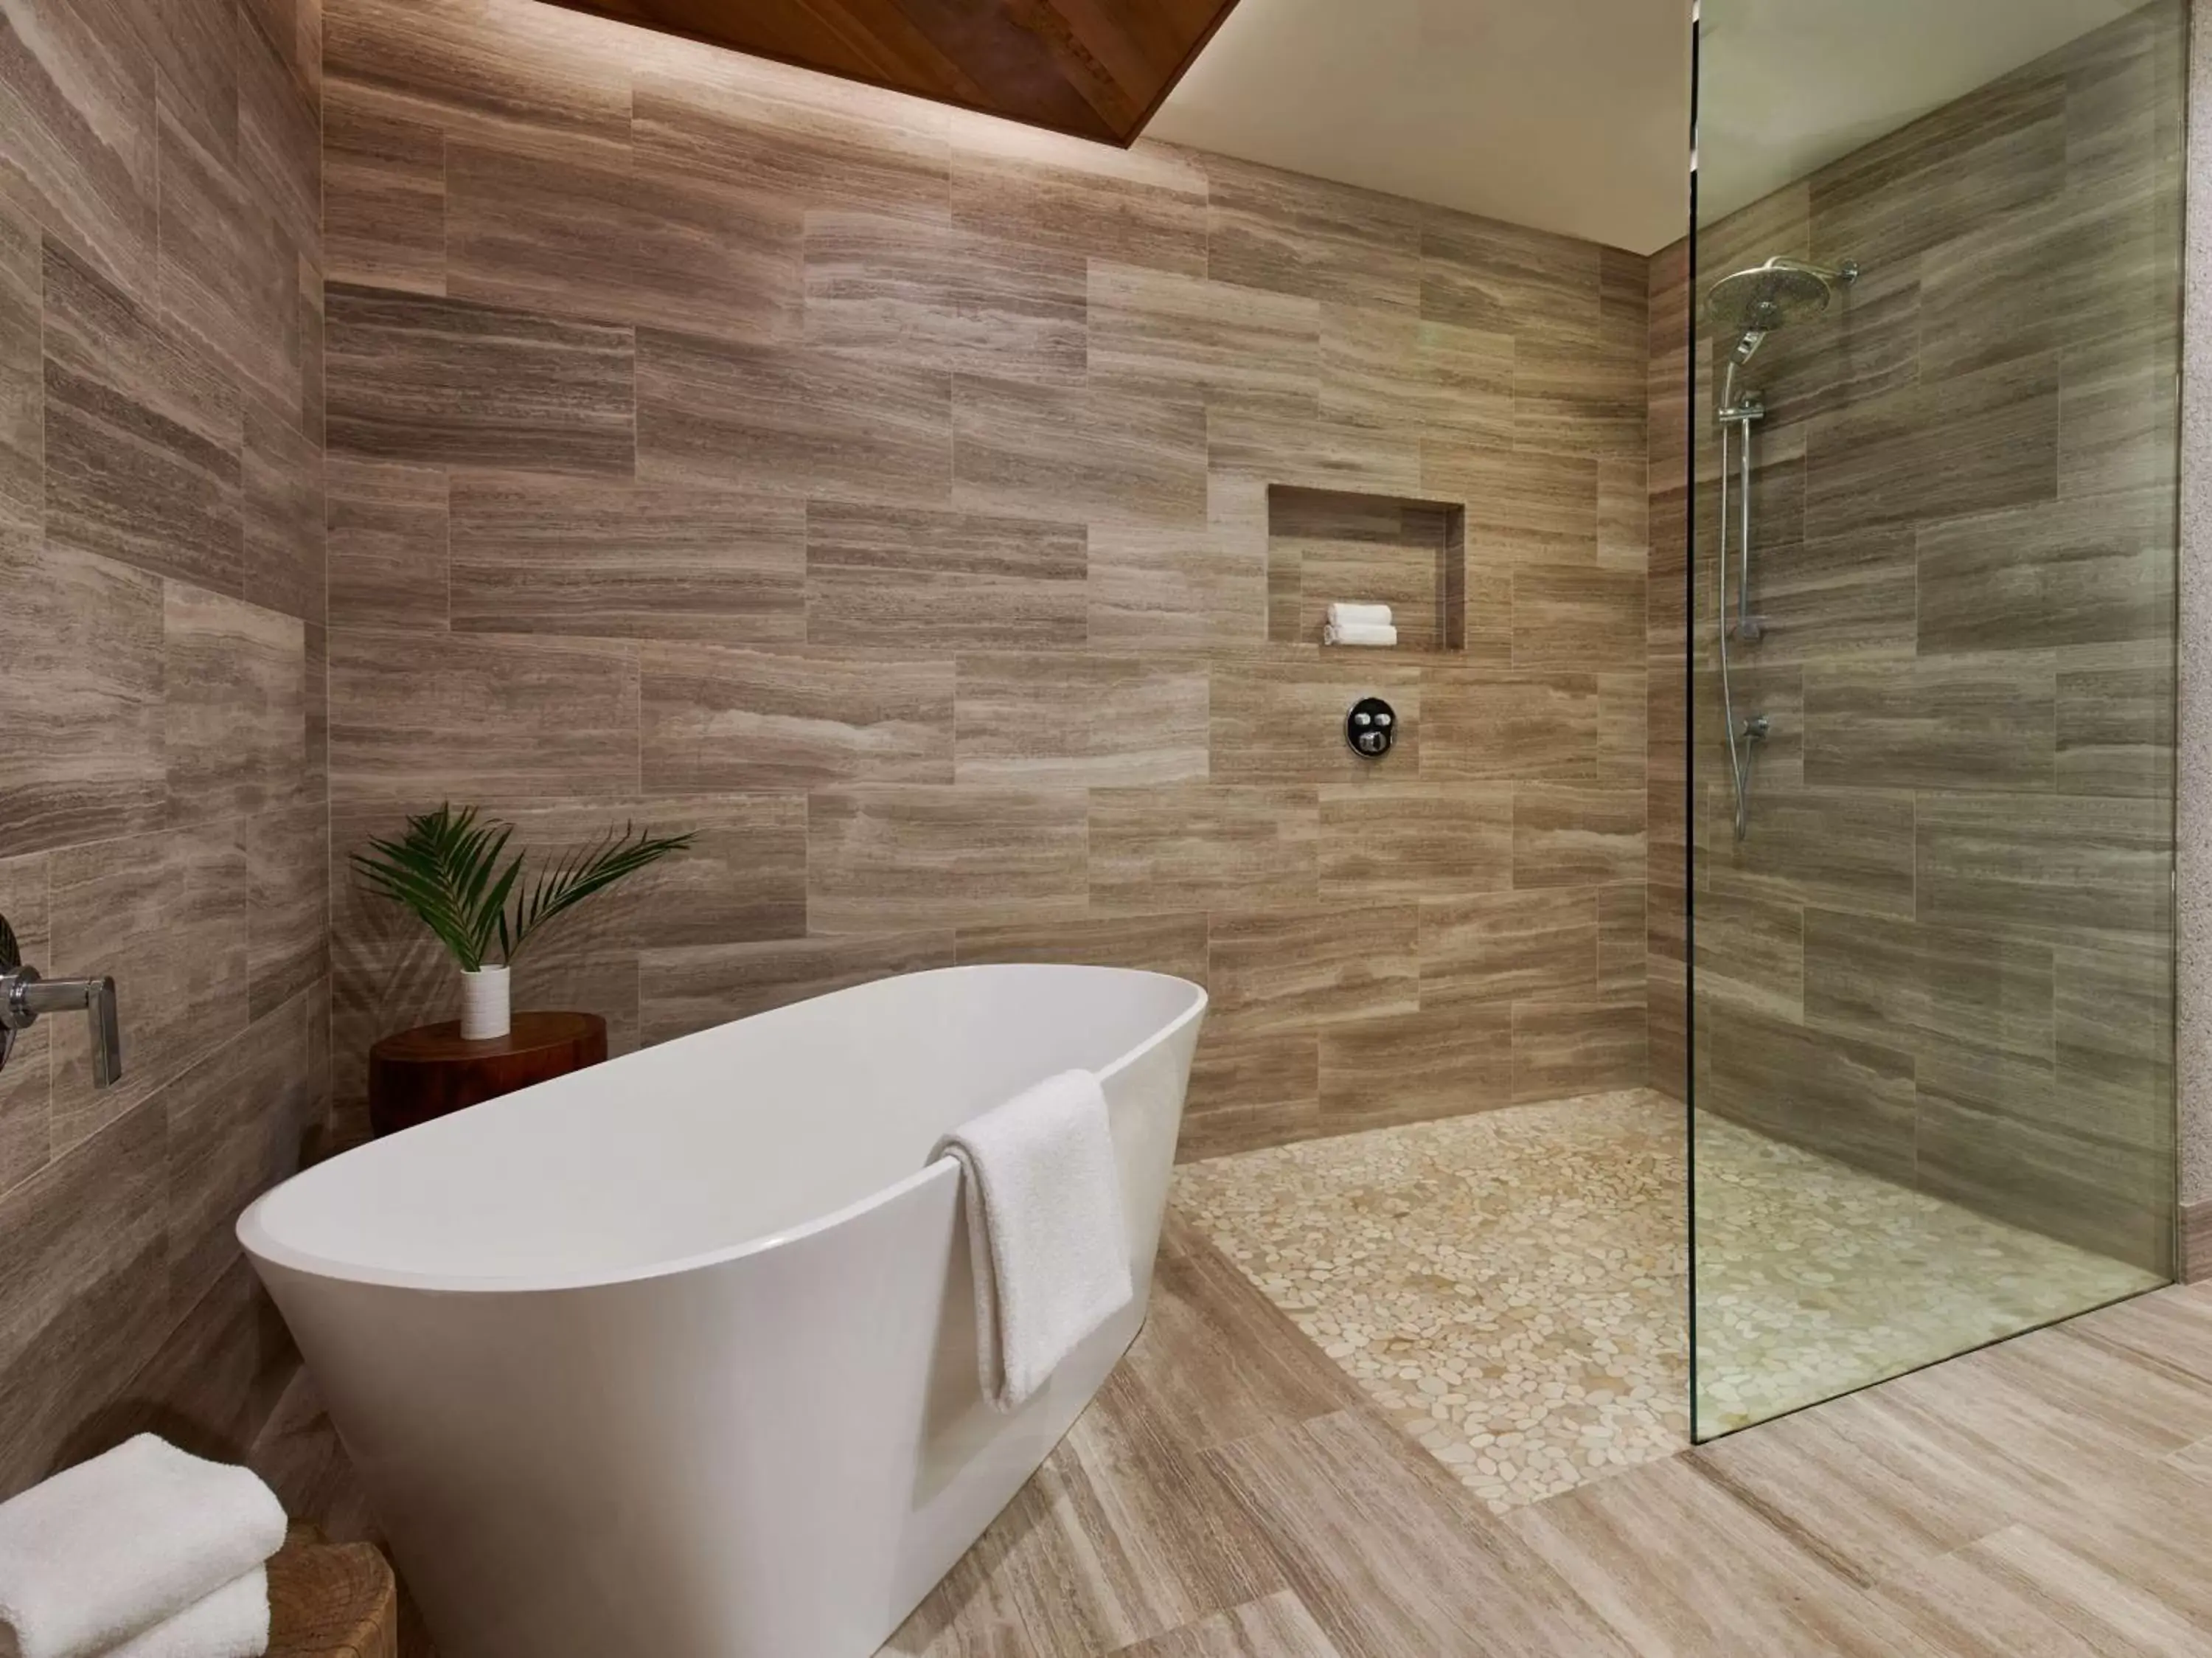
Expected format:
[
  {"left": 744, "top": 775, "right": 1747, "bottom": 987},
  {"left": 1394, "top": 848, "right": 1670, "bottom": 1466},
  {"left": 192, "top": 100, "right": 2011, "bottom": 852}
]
[{"left": 540, "top": 0, "right": 1243, "bottom": 145}]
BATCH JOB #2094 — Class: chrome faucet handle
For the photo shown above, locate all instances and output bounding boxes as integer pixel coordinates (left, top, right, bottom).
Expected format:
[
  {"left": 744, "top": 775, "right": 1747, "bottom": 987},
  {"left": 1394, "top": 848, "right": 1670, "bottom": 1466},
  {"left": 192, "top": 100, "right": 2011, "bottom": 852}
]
[{"left": 0, "top": 912, "right": 123, "bottom": 1088}]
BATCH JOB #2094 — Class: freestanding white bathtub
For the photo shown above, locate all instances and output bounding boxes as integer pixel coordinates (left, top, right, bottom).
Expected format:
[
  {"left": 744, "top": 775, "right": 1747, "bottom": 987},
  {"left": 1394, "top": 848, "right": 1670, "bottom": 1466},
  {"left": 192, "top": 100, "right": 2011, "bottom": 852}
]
[{"left": 237, "top": 965, "right": 1206, "bottom": 1658}]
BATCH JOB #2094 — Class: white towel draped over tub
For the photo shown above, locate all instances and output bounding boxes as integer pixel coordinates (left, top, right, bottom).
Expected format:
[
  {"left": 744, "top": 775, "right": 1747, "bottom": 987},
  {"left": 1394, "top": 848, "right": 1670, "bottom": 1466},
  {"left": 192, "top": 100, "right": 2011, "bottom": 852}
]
[
  {"left": 0, "top": 1435, "right": 285, "bottom": 1658},
  {"left": 933, "top": 1069, "right": 1134, "bottom": 1413}
]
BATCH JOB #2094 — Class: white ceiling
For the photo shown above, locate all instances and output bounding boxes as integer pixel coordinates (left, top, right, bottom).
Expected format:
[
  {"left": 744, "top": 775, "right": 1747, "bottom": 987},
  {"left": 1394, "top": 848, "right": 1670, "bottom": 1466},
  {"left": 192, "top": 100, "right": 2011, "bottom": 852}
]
[
  {"left": 1147, "top": 0, "right": 2139, "bottom": 257},
  {"left": 1699, "top": 0, "right": 2139, "bottom": 229}
]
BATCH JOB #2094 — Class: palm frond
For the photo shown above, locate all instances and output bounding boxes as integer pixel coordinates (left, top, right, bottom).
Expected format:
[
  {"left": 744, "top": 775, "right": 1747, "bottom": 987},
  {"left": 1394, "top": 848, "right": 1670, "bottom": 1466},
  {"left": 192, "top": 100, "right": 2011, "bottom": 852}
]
[
  {"left": 502, "top": 822, "right": 695, "bottom": 964},
  {"left": 349, "top": 803, "right": 526, "bottom": 972},
  {"left": 352, "top": 805, "right": 693, "bottom": 972}
]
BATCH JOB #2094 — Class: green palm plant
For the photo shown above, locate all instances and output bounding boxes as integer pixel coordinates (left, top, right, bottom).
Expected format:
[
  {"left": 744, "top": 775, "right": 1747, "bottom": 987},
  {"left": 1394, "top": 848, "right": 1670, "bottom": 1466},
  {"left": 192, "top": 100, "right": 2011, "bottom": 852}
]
[{"left": 352, "top": 805, "right": 695, "bottom": 971}]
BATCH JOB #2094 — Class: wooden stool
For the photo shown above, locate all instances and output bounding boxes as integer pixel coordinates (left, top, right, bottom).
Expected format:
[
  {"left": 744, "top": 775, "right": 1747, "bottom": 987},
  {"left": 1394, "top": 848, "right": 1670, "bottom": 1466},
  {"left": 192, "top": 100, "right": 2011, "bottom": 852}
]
[
  {"left": 268, "top": 1530, "right": 398, "bottom": 1658},
  {"left": 368, "top": 1010, "right": 608, "bottom": 1137}
]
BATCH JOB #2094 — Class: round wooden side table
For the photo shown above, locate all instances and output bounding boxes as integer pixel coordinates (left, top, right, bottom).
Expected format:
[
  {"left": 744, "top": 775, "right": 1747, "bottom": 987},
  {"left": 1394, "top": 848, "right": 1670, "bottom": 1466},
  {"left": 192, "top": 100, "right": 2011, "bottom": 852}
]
[{"left": 367, "top": 1011, "right": 608, "bottom": 1137}]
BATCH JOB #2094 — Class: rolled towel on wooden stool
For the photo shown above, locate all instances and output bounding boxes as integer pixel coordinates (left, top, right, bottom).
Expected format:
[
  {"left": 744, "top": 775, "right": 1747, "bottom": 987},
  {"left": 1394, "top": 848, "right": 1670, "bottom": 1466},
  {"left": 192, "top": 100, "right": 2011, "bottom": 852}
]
[
  {"left": 102, "top": 1569, "right": 268, "bottom": 1658},
  {"left": 0, "top": 1435, "right": 286, "bottom": 1658}
]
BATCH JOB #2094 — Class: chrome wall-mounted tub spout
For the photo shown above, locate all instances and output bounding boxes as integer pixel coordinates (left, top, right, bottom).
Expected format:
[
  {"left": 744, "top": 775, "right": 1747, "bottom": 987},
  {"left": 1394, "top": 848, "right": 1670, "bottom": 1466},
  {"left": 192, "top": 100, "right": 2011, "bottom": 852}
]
[{"left": 0, "top": 912, "right": 122, "bottom": 1087}]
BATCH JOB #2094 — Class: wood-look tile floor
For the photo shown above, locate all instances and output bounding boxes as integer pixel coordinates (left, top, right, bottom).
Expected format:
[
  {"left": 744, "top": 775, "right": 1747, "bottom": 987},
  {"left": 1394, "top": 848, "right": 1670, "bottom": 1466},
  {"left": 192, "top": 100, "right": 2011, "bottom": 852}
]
[
  {"left": 262, "top": 1209, "right": 2212, "bottom": 1658},
  {"left": 885, "top": 1227, "right": 2212, "bottom": 1657}
]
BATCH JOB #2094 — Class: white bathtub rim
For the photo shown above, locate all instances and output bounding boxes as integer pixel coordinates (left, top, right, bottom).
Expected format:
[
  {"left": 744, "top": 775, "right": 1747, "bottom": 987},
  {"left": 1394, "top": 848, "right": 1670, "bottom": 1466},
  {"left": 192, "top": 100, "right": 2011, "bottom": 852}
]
[{"left": 237, "top": 966, "right": 1207, "bottom": 1298}]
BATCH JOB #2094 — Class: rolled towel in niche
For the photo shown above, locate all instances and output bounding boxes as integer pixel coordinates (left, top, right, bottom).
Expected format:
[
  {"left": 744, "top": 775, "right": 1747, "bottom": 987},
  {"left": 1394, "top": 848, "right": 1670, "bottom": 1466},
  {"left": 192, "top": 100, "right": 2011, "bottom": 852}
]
[
  {"left": 1327, "top": 602, "right": 1394, "bottom": 629},
  {"left": 1324, "top": 620, "right": 1399, "bottom": 648}
]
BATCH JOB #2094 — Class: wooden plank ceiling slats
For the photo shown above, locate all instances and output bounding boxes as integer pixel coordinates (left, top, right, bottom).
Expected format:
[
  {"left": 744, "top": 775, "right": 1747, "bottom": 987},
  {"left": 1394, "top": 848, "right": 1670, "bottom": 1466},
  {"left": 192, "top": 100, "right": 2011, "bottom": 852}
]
[{"left": 540, "top": 0, "right": 1242, "bottom": 145}]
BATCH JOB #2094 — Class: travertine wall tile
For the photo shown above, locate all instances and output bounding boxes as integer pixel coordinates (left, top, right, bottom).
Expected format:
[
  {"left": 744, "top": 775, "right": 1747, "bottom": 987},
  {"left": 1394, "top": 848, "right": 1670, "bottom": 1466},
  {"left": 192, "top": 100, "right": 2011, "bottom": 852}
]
[
  {"left": 162, "top": 581, "right": 307, "bottom": 826},
  {"left": 640, "top": 642, "right": 954, "bottom": 792},
  {"left": 0, "top": 0, "right": 159, "bottom": 300},
  {"left": 47, "top": 828, "right": 251, "bottom": 1154},
  {"left": 956, "top": 914, "right": 1209, "bottom": 984},
  {"left": 1087, "top": 521, "right": 1268, "bottom": 650},
  {"left": 1204, "top": 155, "right": 1422, "bottom": 315},
  {"left": 1419, "top": 889, "right": 1599, "bottom": 1007},
  {"left": 452, "top": 474, "right": 807, "bottom": 645},
  {"left": 326, "top": 284, "right": 633, "bottom": 474},
  {"left": 807, "top": 787, "right": 1088, "bottom": 932},
  {"left": 1319, "top": 1002, "right": 1514, "bottom": 1131},
  {"left": 1422, "top": 209, "right": 1601, "bottom": 336},
  {"left": 44, "top": 241, "right": 243, "bottom": 593},
  {"left": 240, "top": 395, "right": 322, "bottom": 621},
  {"left": 805, "top": 212, "right": 1085, "bottom": 386},
  {"left": 950, "top": 128, "right": 1204, "bottom": 276},
  {"left": 637, "top": 66, "right": 950, "bottom": 223},
  {"left": 954, "top": 374, "right": 1208, "bottom": 527},
  {"left": 1207, "top": 907, "right": 1420, "bottom": 1039},
  {"left": 808, "top": 504, "right": 1085, "bottom": 651},
  {"left": 0, "top": 857, "right": 52, "bottom": 1193},
  {"left": 1512, "top": 785, "right": 1647, "bottom": 889},
  {"left": 1180, "top": 1031, "right": 1320, "bottom": 1159},
  {"left": 639, "top": 932, "right": 956, "bottom": 1044},
  {"left": 1510, "top": 1000, "right": 1646, "bottom": 1103},
  {"left": 162, "top": 992, "right": 314, "bottom": 1315},
  {"left": 1090, "top": 786, "right": 1319, "bottom": 914},
  {"left": 1317, "top": 784, "right": 1512, "bottom": 902},
  {"left": 326, "top": 457, "right": 446, "bottom": 631},
  {"left": 321, "top": 0, "right": 1653, "bottom": 1167},
  {"left": 0, "top": 0, "right": 326, "bottom": 1495},
  {"left": 1209, "top": 654, "right": 1425, "bottom": 783},
  {"left": 1512, "top": 567, "right": 1646, "bottom": 670},
  {"left": 444, "top": 129, "right": 801, "bottom": 343},
  {"left": 0, "top": 1101, "right": 169, "bottom": 1496},
  {"left": 1088, "top": 261, "right": 1318, "bottom": 411},
  {"left": 329, "top": 628, "right": 639, "bottom": 808},
  {"left": 321, "top": 80, "right": 445, "bottom": 294},
  {"left": 0, "top": 542, "right": 167, "bottom": 856},
  {"left": 958, "top": 654, "right": 1208, "bottom": 787}
]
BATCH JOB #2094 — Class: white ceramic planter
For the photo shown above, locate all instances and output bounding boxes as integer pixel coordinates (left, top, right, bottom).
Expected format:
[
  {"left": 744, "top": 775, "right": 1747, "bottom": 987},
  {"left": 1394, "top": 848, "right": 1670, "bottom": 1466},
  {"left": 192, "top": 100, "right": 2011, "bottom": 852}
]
[{"left": 460, "top": 965, "right": 511, "bottom": 1041}]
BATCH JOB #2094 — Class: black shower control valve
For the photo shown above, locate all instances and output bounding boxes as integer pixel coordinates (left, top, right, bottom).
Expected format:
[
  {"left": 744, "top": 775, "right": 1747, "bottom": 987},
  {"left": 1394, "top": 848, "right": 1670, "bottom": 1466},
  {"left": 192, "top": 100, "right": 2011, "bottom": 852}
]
[{"left": 1346, "top": 696, "right": 1398, "bottom": 760}]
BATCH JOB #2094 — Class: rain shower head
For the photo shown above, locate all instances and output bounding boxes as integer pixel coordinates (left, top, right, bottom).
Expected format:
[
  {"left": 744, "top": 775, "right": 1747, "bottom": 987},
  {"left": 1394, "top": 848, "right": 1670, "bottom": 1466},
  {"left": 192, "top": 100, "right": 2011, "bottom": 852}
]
[{"left": 1705, "top": 257, "right": 1860, "bottom": 339}]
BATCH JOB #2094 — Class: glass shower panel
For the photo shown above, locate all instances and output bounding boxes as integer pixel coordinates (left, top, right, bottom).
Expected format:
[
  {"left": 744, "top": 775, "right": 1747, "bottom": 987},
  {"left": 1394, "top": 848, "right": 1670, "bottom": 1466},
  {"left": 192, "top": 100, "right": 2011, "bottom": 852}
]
[{"left": 1686, "top": 0, "right": 2183, "bottom": 1438}]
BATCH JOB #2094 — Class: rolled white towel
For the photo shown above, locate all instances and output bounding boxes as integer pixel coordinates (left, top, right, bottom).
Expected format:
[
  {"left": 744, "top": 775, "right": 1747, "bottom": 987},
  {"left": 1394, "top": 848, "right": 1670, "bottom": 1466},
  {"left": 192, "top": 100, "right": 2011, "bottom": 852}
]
[
  {"left": 1327, "top": 602, "right": 1394, "bottom": 628},
  {"left": 1324, "top": 621, "right": 1399, "bottom": 648},
  {"left": 0, "top": 1436, "right": 286, "bottom": 1658},
  {"left": 102, "top": 1570, "right": 268, "bottom": 1658}
]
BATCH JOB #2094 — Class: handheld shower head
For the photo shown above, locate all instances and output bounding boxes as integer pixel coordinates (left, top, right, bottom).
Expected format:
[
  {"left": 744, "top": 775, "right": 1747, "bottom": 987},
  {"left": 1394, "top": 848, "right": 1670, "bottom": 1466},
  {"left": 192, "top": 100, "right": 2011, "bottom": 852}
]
[{"left": 1730, "top": 328, "right": 1770, "bottom": 367}]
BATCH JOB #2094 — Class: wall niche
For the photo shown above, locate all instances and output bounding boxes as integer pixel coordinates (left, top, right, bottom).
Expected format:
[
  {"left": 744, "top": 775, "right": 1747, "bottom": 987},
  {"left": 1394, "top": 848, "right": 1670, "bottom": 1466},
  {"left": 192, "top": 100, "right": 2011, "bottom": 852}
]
[{"left": 1265, "top": 485, "right": 1469, "bottom": 653}]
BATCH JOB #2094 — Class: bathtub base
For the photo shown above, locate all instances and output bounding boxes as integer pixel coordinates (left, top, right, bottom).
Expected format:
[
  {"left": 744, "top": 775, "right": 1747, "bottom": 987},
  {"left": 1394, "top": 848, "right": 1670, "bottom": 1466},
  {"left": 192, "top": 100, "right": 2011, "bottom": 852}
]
[{"left": 270, "top": 1260, "right": 1153, "bottom": 1658}]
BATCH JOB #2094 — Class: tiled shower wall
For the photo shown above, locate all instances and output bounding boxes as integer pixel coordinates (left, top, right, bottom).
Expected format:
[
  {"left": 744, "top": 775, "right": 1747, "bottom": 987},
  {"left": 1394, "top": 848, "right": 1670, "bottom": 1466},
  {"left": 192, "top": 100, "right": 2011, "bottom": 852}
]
[
  {"left": 0, "top": 0, "right": 327, "bottom": 1488},
  {"left": 319, "top": 0, "right": 1655, "bottom": 1160},
  {"left": 1662, "top": 1, "right": 2184, "bottom": 1269}
]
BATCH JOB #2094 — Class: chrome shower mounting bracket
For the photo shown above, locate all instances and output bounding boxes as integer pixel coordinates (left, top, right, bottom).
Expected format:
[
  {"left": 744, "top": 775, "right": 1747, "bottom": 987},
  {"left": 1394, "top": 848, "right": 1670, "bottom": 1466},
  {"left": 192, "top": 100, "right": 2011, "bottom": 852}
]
[
  {"left": 0, "top": 911, "right": 122, "bottom": 1088},
  {"left": 1706, "top": 252, "right": 1861, "bottom": 842}
]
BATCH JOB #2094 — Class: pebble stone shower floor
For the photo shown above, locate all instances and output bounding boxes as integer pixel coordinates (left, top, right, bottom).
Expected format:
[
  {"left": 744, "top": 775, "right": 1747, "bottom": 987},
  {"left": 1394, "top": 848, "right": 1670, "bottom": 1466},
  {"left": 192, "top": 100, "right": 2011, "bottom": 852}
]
[{"left": 1169, "top": 1089, "right": 2163, "bottom": 1513}]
